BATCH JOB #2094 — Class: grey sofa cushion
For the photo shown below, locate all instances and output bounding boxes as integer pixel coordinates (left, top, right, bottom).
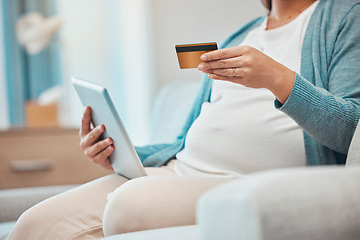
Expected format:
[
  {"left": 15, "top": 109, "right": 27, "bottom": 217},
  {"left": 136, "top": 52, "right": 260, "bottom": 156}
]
[
  {"left": 0, "top": 185, "right": 77, "bottom": 223},
  {"left": 101, "top": 225, "right": 199, "bottom": 240},
  {"left": 346, "top": 121, "right": 360, "bottom": 166},
  {"left": 197, "top": 167, "right": 360, "bottom": 240},
  {"left": 0, "top": 185, "right": 78, "bottom": 239}
]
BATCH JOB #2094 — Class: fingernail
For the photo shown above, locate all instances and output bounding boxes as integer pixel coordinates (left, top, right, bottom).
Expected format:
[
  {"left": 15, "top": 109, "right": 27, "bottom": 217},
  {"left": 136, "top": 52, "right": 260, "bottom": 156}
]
[
  {"left": 107, "top": 138, "right": 113, "bottom": 144},
  {"left": 200, "top": 55, "right": 206, "bottom": 61},
  {"left": 99, "top": 124, "right": 105, "bottom": 131},
  {"left": 198, "top": 64, "right": 204, "bottom": 70}
]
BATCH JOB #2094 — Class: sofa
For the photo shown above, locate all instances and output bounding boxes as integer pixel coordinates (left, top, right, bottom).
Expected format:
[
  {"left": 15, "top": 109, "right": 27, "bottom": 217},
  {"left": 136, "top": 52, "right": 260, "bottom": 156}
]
[
  {"left": 1, "top": 80, "right": 359, "bottom": 240},
  {"left": 102, "top": 128, "right": 360, "bottom": 240}
]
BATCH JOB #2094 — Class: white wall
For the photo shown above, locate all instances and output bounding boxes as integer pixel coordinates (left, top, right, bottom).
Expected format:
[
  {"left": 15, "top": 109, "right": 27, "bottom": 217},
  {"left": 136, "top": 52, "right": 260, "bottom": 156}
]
[
  {"left": 0, "top": 0, "right": 9, "bottom": 130},
  {"left": 57, "top": 0, "right": 155, "bottom": 145},
  {"left": 57, "top": 0, "right": 109, "bottom": 130},
  {"left": 114, "top": 0, "right": 155, "bottom": 145},
  {"left": 151, "top": 0, "right": 266, "bottom": 89}
]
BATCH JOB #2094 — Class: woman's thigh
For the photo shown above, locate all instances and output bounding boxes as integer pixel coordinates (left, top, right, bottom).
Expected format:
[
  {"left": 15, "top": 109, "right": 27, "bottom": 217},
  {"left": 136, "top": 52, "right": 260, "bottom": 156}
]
[
  {"left": 8, "top": 164, "right": 178, "bottom": 240},
  {"left": 103, "top": 175, "right": 229, "bottom": 236}
]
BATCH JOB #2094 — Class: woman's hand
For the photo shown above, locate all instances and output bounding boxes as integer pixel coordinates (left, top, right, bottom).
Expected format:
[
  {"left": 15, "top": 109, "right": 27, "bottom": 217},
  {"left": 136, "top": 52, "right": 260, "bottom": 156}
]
[
  {"left": 79, "top": 106, "right": 114, "bottom": 170},
  {"left": 198, "top": 46, "right": 296, "bottom": 104}
]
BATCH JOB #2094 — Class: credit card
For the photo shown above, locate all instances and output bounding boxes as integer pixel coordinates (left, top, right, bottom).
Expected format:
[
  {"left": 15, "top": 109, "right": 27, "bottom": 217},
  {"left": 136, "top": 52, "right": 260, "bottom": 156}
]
[{"left": 176, "top": 42, "right": 218, "bottom": 69}]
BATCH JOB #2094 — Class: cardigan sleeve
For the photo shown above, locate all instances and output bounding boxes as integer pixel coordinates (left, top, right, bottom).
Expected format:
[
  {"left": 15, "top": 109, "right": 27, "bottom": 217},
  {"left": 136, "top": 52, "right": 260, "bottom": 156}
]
[{"left": 275, "top": 3, "right": 360, "bottom": 154}]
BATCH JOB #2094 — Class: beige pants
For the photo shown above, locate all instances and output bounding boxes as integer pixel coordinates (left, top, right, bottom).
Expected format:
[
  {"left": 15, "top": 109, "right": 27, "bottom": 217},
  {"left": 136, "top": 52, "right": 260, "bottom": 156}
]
[{"left": 8, "top": 160, "right": 228, "bottom": 239}]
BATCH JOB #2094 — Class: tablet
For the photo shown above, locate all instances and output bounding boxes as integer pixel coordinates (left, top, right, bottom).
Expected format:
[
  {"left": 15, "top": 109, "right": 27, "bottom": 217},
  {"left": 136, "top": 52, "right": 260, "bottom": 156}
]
[{"left": 72, "top": 77, "right": 147, "bottom": 179}]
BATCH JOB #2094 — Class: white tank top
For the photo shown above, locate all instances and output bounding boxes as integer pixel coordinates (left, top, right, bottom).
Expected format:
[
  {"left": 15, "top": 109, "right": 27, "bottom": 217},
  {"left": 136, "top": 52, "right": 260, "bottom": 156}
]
[{"left": 175, "top": 1, "right": 319, "bottom": 178}]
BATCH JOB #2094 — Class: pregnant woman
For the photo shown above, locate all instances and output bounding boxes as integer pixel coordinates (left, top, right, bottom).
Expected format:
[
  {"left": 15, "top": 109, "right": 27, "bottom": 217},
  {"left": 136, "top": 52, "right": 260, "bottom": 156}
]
[{"left": 8, "top": 0, "right": 360, "bottom": 239}]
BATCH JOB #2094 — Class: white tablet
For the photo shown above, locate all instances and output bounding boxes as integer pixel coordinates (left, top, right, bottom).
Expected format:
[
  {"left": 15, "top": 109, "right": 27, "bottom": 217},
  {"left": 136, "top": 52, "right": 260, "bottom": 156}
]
[{"left": 72, "top": 77, "right": 147, "bottom": 179}]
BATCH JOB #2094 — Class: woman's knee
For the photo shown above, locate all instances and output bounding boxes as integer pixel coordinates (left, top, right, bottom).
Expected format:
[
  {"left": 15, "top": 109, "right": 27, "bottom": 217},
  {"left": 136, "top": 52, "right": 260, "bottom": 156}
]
[
  {"left": 102, "top": 176, "right": 166, "bottom": 236},
  {"left": 102, "top": 175, "right": 226, "bottom": 237}
]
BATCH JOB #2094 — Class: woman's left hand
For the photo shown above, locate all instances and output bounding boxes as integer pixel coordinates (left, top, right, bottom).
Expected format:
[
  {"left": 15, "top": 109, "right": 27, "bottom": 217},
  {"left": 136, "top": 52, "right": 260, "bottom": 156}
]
[{"left": 198, "top": 46, "right": 296, "bottom": 104}]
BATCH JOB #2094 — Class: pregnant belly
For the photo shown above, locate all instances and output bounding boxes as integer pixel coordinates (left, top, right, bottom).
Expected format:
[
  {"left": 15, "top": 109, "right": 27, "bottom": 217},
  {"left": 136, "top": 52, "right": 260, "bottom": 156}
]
[{"left": 177, "top": 99, "right": 306, "bottom": 174}]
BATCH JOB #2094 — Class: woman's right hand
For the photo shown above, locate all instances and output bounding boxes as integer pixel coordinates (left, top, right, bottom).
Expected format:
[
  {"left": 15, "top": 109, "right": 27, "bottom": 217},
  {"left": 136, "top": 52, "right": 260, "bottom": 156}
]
[{"left": 79, "top": 106, "right": 114, "bottom": 170}]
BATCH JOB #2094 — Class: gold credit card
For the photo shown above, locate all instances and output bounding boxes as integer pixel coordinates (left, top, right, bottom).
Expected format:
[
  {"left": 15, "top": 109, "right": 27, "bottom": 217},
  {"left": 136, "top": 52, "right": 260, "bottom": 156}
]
[{"left": 176, "top": 42, "right": 218, "bottom": 69}]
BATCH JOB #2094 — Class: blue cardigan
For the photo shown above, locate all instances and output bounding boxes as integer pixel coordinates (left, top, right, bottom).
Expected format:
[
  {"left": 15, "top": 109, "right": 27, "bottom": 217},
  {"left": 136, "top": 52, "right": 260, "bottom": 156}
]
[{"left": 136, "top": 0, "right": 360, "bottom": 167}]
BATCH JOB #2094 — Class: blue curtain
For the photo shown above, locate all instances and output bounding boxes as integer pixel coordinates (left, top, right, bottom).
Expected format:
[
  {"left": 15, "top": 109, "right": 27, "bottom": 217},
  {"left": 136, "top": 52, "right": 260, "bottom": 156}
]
[{"left": 1, "top": 0, "right": 62, "bottom": 126}]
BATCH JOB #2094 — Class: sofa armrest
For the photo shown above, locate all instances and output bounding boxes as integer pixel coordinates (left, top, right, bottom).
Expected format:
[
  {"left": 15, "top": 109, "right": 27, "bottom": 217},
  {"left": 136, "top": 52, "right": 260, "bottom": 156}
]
[
  {"left": 0, "top": 185, "right": 77, "bottom": 222},
  {"left": 346, "top": 118, "right": 360, "bottom": 166},
  {"left": 197, "top": 167, "right": 360, "bottom": 240}
]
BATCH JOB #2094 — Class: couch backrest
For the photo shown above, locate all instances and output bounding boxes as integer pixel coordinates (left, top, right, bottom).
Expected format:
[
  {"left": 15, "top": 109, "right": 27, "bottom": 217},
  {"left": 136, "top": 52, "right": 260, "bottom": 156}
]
[
  {"left": 346, "top": 120, "right": 360, "bottom": 166},
  {"left": 149, "top": 80, "right": 201, "bottom": 145}
]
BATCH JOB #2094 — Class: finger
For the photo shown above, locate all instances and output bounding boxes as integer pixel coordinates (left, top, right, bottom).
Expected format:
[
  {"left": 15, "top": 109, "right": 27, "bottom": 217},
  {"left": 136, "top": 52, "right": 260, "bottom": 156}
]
[
  {"left": 80, "top": 106, "right": 92, "bottom": 138},
  {"left": 92, "top": 145, "right": 114, "bottom": 168},
  {"left": 208, "top": 73, "right": 231, "bottom": 81},
  {"left": 209, "top": 73, "right": 252, "bottom": 88},
  {"left": 198, "top": 56, "right": 242, "bottom": 71},
  {"left": 208, "top": 74, "right": 242, "bottom": 83},
  {"left": 80, "top": 124, "right": 105, "bottom": 149},
  {"left": 201, "top": 46, "right": 246, "bottom": 61},
  {"left": 103, "top": 164, "right": 114, "bottom": 170},
  {"left": 207, "top": 66, "right": 247, "bottom": 78},
  {"left": 206, "top": 68, "right": 234, "bottom": 77},
  {"left": 84, "top": 138, "right": 113, "bottom": 158}
]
